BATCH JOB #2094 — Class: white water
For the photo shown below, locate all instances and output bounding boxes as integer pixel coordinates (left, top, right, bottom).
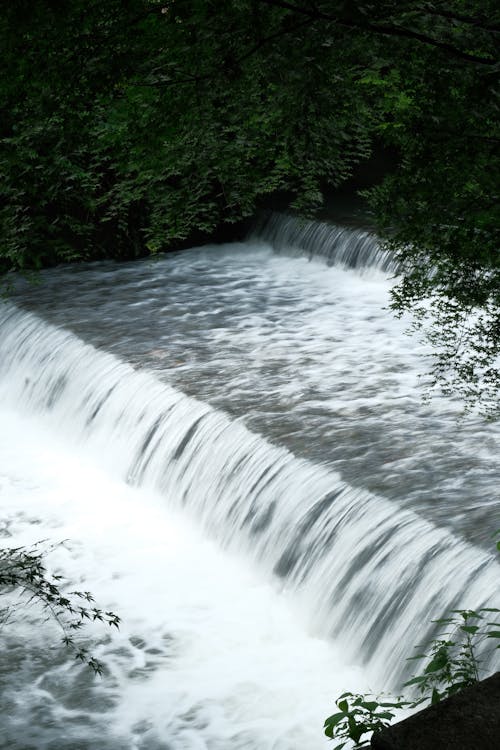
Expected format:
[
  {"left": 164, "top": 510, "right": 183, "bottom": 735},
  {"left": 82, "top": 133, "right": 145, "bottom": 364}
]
[
  {"left": 251, "top": 213, "right": 396, "bottom": 272},
  {"left": 0, "top": 408, "right": 367, "bottom": 750},
  {"left": 1, "top": 220, "right": 499, "bottom": 748},
  {"left": 9, "top": 240, "right": 498, "bottom": 538}
]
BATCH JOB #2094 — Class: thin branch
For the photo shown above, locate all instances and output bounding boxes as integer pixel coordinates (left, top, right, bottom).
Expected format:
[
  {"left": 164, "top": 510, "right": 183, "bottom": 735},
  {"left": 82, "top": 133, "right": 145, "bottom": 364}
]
[
  {"left": 257, "top": 0, "right": 498, "bottom": 66},
  {"left": 417, "top": 4, "right": 500, "bottom": 34},
  {"left": 132, "top": 16, "right": 313, "bottom": 88}
]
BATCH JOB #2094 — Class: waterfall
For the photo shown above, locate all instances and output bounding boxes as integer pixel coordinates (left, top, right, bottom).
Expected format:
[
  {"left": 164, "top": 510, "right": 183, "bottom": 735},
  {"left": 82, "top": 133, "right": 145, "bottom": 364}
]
[
  {"left": 252, "top": 212, "right": 398, "bottom": 273},
  {"left": 1, "top": 302, "right": 498, "bottom": 690}
]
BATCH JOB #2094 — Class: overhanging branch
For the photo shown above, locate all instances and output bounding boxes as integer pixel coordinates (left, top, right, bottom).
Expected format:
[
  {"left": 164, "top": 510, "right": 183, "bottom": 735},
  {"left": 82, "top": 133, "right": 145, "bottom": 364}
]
[{"left": 257, "top": 0, "right": 499, "bottom": 66}]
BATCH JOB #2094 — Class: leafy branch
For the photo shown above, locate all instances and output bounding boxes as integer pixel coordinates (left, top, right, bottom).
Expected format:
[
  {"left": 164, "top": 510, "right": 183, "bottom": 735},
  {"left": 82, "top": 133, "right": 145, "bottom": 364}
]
[
  {"left": 324, "top": 692, "right": 409, "bottom": 749},
  {"left": 257, "top": 0, "right": 499, "bottom": 66},
  {"left": 133, "top": 14, "right": 314, "bottom": 88},
  {"left": 0, "top": 542, "right": 120, "bottom": 675},
  {"left": 404, "top": 608, "right": 500, "bottom": 703}
]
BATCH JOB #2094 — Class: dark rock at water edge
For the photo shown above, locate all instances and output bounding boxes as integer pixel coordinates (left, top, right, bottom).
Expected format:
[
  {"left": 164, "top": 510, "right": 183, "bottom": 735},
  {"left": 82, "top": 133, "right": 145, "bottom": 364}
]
[{"left": 371, "top": 672, "right": 500, "bottom": 750}]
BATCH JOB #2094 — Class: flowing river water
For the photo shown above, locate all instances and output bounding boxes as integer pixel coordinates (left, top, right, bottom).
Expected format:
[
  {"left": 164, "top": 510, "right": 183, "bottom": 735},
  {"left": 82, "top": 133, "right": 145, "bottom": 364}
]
[{"left": 0, "top": 214, "right": 499, "bottom": 749}]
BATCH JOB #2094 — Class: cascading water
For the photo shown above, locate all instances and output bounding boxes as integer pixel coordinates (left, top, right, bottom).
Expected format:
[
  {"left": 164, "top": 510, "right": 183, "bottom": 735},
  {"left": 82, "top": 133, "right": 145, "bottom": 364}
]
[
  {"left": 1, "top": 215, "right": 499, "bottom": 749},
  {"left": 251, "top": 212, "right": 397, "bottom": 273}
]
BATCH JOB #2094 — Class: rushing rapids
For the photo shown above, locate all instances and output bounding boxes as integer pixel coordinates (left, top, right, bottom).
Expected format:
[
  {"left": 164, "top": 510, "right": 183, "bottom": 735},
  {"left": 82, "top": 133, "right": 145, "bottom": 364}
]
[{"left": 0, "top": 216, "right": 499, "bottom": 749}]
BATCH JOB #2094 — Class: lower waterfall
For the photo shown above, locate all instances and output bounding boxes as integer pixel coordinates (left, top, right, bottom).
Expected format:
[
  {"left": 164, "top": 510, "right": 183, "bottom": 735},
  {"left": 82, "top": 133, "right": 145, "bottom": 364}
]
[{"left": 0, "top": 224, "right": 498, "bottom": 750}]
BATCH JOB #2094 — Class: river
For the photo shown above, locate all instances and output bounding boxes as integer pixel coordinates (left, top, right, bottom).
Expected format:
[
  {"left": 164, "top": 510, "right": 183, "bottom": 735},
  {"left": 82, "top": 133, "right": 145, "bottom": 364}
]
[{"left": 0, "top": 214, "right": 498, "bottom": 749}]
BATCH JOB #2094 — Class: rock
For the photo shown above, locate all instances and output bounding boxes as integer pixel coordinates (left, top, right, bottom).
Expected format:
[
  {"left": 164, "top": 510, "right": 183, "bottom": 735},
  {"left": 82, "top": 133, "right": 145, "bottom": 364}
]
[{"left": 371, "top": 672, "right": 500, "bottom": 750}]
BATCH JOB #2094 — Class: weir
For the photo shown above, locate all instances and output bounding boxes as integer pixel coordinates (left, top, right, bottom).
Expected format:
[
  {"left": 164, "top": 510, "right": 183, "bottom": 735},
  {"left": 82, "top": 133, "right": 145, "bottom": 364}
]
[
  {"left": 1, "top": 301, "right": 498, "bottom": 689},
  {"left": 252, "top": 212, "right": 398, "bottom": 273}
]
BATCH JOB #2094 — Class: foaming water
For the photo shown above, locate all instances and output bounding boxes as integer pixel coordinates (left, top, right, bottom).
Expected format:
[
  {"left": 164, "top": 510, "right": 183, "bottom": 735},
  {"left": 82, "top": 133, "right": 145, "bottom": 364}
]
[
  {"left": 251, "top": 213, "right": 397, "bottom": 273},
  {"left": 0, "top": 408, "right": 366, "bottom": 750},
  {"left": 7, "top": 240, "right": 499, "bottom": 542}
]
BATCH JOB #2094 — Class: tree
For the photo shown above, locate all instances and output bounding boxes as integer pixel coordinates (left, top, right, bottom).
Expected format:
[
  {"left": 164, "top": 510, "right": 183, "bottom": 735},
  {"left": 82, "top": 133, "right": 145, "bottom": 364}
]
[{"left": 1, "top": 1, "right": 498, "bottom": 411}]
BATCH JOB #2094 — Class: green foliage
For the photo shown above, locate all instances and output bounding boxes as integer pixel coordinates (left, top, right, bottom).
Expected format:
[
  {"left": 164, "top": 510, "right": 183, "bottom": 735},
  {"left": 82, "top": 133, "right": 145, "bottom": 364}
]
[
  {"left": 0, "top": 0, "right": 373, "bottom": 269},
  {"left": 325, "top": 607, "right": 500, "bottom": 748},
  {"left": 324, "top": 692, "right": 408, "bottom": 749},
  {"left": 0, "top": 542, "right": 120, "bottom": 674},
  {"left": 404, "top": 608, "right": 500, "bottom": 703},
  {"left": 356, "top": 2, "right": 500, "bottom": 414}
]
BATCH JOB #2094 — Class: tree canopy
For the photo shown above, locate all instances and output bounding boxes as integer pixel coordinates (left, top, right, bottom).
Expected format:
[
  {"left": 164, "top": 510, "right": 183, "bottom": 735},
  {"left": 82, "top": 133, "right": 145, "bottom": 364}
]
[{"left": 1, "top": 1, "right": 498, "bottom": 411}]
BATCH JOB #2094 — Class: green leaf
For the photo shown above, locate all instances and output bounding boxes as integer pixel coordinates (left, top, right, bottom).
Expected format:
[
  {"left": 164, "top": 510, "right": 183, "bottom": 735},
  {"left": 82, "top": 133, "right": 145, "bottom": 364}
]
[
  {"left": 324, "top": 712, "right": 346, "bottom": 728},
  {"left": 431, "top": 689, "right": 441, "bottom": 705},
  {"left": 455, "top": 610, "right": 482, "bottom": 620},
  {"left": 403, "top": 676, "right": 427, "bottom": 687},
  {"left": 348, "top": 715, "right": 365, "bottom": 743},
  {"left": 425, "top": 653, "right": 449, "bottom": 673}
]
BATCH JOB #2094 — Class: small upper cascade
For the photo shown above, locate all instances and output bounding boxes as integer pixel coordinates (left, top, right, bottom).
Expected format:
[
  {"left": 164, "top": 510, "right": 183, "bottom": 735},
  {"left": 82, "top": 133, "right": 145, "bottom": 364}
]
[{"left": 252, "top": 212, "right": 398, "bottom": 274}]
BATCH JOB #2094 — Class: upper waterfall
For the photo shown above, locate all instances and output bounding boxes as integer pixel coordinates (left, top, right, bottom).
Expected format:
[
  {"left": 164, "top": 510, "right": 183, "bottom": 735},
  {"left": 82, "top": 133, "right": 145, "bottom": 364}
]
[{"left": 251, "top": 212, "right": 398, "bottom": 273}]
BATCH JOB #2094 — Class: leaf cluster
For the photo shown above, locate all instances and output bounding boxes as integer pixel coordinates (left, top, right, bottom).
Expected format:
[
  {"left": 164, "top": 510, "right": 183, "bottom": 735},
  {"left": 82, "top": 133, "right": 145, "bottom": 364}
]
[
  {"left": 324, "top": 606, "right": 500, "bottom": 748},
  {"left": 324, "top": 692, "right": 408, "bottom": 749},
  {"left": 404, "top": 608, "right": 500, "bottom": 704},
  {"left": 0, "top": 542, "right": 120, "bottom": 674}
]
